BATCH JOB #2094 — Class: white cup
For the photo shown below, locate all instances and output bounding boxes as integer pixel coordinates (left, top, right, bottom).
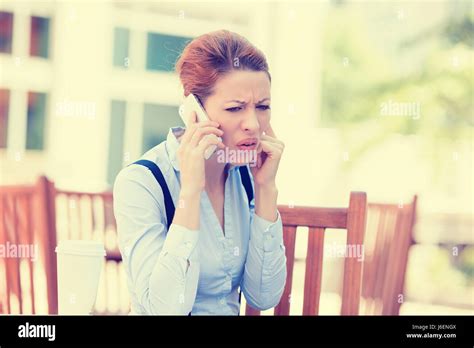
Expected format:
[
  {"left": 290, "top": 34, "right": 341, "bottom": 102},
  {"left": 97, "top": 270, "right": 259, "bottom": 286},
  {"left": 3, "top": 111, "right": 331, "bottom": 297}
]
[{"left": 55, "top": 240, "right": 106, "bottom": 315}]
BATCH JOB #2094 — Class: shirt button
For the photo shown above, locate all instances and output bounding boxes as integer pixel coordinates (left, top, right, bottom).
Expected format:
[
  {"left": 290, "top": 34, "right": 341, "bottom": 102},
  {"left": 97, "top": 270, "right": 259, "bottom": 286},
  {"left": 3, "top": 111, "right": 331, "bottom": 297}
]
[
  {"left": 219, "top": 298, "right": 225, "bottom": 305},
  {"left": 265, "top": 234, "right": 273, "bottom": 240}
]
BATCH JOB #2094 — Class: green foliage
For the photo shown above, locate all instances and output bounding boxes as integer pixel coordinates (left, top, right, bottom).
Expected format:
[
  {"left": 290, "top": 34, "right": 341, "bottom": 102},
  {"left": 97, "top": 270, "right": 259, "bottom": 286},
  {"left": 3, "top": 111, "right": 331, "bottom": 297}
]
[{"left": 321, "top": 4, "right": 473, "bottom": 171}]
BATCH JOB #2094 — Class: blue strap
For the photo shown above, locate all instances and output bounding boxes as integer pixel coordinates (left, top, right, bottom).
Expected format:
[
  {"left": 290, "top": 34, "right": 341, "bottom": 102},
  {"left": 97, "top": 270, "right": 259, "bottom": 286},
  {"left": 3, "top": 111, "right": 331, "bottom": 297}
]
[
  {"left": 131, "top": 160, "right": 175, "bottom": 231},
  {"left": 237, "top": 165, "right": 254, "bottom": 310},
  {"left": 238, "top": 165, "right": 254, "bottom": 207}
]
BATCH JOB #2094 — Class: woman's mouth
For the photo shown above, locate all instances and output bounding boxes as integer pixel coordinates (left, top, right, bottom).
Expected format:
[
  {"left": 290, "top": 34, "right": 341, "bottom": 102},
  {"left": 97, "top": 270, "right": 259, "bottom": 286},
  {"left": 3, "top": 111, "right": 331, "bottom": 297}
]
[{"left": 236, "top": 138, "right": 258, "bottom": 150}]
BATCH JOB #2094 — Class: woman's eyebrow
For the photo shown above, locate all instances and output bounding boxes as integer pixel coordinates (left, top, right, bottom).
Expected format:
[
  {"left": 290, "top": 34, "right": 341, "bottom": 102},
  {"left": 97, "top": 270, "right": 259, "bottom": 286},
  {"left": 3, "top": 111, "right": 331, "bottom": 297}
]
[
  {"left": 224, "top": 98, "right": 270, "bottom": 104},
  {"left": 225, "top": 99, "right": 246, "bottom": 104}
]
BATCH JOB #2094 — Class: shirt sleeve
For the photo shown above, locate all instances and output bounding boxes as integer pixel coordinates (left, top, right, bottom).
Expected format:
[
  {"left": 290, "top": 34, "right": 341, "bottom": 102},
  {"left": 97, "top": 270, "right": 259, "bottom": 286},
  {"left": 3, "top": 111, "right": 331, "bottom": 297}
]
[
  {"left": 113, "top": 166, "right": 200, "bottom": 315},
  {"left": 241, "top": 197, "right": 287, "bottom": 310}
]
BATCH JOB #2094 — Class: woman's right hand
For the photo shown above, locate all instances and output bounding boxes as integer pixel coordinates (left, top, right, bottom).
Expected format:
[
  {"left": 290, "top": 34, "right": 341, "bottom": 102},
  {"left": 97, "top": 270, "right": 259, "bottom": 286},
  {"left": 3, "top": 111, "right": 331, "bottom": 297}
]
[{"left": 176, "top": 111, "right": 224, "bottom": 196}]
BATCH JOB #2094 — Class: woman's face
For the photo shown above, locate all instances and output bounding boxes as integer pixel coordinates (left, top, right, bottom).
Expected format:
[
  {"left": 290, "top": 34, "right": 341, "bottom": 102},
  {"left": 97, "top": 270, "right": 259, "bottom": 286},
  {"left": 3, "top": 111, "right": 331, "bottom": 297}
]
[{"left": 203, "top": 70, "right": 271, "bottom": 165}]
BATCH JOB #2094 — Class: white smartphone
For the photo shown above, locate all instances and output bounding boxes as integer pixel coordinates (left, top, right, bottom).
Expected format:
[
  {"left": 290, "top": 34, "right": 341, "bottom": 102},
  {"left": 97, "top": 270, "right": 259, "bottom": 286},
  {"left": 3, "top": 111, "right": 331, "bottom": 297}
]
[{"left": 179, "top": 93, "right": 222, "bottom": 160}]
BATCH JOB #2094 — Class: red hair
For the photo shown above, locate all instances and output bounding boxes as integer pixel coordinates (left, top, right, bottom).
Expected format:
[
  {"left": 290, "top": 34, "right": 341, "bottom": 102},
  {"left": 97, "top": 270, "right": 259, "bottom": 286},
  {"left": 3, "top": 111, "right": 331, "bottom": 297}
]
[{"left": 175, "top": 30, "right": 271, "bottom": 103}]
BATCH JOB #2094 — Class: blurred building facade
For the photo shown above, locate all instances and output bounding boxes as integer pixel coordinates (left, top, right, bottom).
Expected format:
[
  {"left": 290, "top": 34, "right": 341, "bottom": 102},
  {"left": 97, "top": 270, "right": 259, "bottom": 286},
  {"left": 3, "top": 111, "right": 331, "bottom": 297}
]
[{"left": 0, "top": 0, "right": 323, "bottom": 193}]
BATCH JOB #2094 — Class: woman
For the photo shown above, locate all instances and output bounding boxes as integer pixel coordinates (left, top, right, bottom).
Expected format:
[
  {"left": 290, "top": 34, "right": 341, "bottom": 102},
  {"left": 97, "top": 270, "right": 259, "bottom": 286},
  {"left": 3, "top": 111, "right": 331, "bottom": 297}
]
[{"left": 113, "top": 29, "right": 286, "bottom": 315}]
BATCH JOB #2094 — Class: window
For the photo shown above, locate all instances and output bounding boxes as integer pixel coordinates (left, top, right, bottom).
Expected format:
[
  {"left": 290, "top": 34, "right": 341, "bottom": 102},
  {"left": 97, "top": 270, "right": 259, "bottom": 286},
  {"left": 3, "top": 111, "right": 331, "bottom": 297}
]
[
  {"left": 146, "top": 33, "right": 192, "bottom": 72},
  {"left": 142, "top": 103, "right": 182, "bottom": 152},
  {"left": 26, "top": 92, "right": 47, "bottom": 150},
  {"left": 0, "top": 11, "right": 13, "bottom": 54},
  {"left": 107, "top": 100, "right": 126, "bottom": 186},
  {"left": 0, "top": 89, "right": 9, "bottom": 148},
  {"left": 113, "top": 27, "right": 130, "bottom": 68},
  {"left": 30, "top": 16, "right": 50, "bottom": 58}
]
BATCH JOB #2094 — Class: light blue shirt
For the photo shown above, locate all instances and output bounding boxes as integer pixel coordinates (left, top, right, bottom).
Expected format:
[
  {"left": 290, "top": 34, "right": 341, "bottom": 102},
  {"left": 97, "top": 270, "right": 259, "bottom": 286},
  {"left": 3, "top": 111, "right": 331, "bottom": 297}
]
[{"left": 113, "top": 126, "right": 287, "bottom": 315}]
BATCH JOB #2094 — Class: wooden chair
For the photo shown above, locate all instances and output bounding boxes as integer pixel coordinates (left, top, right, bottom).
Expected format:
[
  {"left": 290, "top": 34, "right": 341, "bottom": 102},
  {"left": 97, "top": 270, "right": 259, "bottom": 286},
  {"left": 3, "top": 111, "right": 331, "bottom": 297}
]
[
  {"left": 0, "top": 176, "right": 58, "bottom": 314},
  {"left": 361, "top": 195, "right": 417, "bottom": 315},
  {"left": 0, "top": 176, "right": 125, "bottom": 314},
  {"left": 245, "top": 192, "right": 367, "bottom": 316}
]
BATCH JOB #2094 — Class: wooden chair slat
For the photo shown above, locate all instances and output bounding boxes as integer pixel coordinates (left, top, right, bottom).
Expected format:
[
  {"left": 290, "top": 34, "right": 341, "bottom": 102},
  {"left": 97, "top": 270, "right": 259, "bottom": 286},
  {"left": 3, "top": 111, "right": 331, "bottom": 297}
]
[
  {"left": 278, "top": 206, "right": 347, "bottom": 228},
  {"left": 12, "top": 196, "right": 23, "bottom": 313},
  {"left": 302, "top": 227, "right": 325, "bottom": 315},
  {"left": 36, "top": 177, "right": 58, "bottom": 314},
  {"left": 341, "top": 192, "right": 367, "bottom": 315},
  {"left": 373, "top": 208, "right": 389, "bottom": 302},
  {"left": 26, "top": 196, "right": 36, "bottom": 314},
  {"left": 273, "top": 225, "right": 297, "bottom": 316},
  {"left": 0, "top": 195, "right": 12, "bottom": 313}
]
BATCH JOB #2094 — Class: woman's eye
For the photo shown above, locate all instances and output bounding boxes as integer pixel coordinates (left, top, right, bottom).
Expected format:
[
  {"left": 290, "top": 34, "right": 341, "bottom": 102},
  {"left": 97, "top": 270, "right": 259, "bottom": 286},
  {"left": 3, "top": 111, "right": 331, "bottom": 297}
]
[
  {"left": 257, "top": 105, "right": 270, "bottom": 110},
  {"left": 225, "top": 107, "right": 242, "bottom": 112}
]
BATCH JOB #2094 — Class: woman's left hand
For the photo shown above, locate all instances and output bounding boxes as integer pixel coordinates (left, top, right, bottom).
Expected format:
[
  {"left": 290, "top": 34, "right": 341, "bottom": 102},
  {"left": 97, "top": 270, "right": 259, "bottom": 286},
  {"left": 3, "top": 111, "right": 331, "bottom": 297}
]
[{"left": 250, "top": 124, "right": 284, "bottom": 187}]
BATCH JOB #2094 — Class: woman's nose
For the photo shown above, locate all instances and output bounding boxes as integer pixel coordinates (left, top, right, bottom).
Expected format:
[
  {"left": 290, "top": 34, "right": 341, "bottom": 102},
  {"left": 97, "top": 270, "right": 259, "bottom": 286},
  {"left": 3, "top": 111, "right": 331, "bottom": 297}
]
[{"left": 242, "top": 110, "right": 260, "bottom": 133}]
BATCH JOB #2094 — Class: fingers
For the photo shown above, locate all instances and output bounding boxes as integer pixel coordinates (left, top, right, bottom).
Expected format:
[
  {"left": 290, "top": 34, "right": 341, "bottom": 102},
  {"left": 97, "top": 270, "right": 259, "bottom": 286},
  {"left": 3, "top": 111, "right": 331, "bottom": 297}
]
[
  {"left": 189, "top": 126, "right": 224, "bottom": 148},
  {"left": 180, "top": 111, "right": 197, "bottom": 145},
  {"left": 260, "top": 139, "right": 278, "bottom": 153},
  {"left": 261, "top": 134, "right": 285, "bottom": 149},
  {"left": 181, "top": 113, "right": 220, "bottom": 146},
  {"left": 250, "top": 152, "right": 262, "bottom": 173},
  {"left": 259, "top": 139, "right": 284, "bottom": 157},
  {"left": 251, "top": 139, "right": 282, "bottom": 173},
  {"left": 265, "top": 124, "right": 277, "bottom": 138},
  {"left": 262, "top": 124, "right": 284, "bottom": 148},
  {"left": 188, "top": 109, "right": 197, "bottom": 126},
  {"left": 196, "top": 134, "right": 224, "bottom": 155}
]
